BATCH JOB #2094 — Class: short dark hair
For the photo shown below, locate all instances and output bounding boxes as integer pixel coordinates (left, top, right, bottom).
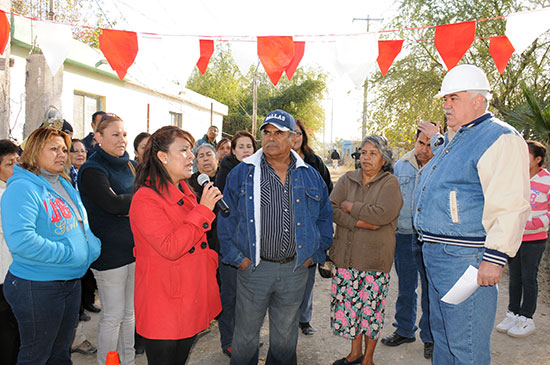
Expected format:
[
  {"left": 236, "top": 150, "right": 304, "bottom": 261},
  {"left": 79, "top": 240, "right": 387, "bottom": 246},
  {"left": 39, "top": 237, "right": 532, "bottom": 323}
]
[
  {"left": 527, "top": 140, "right": 546, "bottom": 167},
  {"left": 92, "top": 111, "right": 106, "bottom": 124},
  {"left": 134, "top": 132, "right": 151, "bottom": 152},
  {"left": 0, "top": 139, "right": 19, "bottom": 164},
  {"left": 294, "top": 119, "right": 314, "bottom": 156},
  {"left": 230, "top": 130, "right": 257, "bottom": 155},
  {"left": 216, "top": 138, "right": 230, "bottom": 152},
  {"left": 70, "top": 138, "right": 85, "bottom": 152},
  {"left": 134, "top": 126, "right": 195, "bottom": 196}
]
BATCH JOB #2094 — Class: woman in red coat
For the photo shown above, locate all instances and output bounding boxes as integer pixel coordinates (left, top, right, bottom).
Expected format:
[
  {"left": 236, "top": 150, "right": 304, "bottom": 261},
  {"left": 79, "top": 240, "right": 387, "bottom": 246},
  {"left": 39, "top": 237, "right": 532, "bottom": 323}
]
[{"left": 129, "top": 126, "right": 223, "bottom": 364}]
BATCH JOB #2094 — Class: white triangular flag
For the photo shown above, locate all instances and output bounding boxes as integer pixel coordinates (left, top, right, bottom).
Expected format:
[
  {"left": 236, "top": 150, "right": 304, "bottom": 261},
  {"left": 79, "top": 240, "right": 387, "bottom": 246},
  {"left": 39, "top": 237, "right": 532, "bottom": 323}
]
[
  {"left": 35, "top": 21, "right": 73, "bottom": 75},
  {"left": 135, "top": 34, "right": 199, "bottom": 89},
  {"left": 334, "top": 33, "right": 379, "bottom": 88},
  {"left": 230, "top": 40, "right": 258, "bottom": 76},
  {"left": 505, "top": 7, "right": 550, "bottom": 54}
]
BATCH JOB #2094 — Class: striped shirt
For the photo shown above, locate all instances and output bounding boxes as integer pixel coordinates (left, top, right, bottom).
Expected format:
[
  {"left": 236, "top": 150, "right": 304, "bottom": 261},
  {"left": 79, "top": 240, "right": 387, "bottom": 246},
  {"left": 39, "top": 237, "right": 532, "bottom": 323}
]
[
  {"left": 260, "top": 154, "right": 297, "bottom": 260},
  {"left": 523, "top": 167, "right": 550, "bottom": 241}
]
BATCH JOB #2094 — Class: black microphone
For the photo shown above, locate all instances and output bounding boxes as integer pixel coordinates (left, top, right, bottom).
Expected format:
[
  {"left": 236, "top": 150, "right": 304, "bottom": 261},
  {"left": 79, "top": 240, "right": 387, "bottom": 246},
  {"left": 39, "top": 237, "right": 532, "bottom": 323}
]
[{"left": 197, "top": 174, "right": 229, "bottom": 214}]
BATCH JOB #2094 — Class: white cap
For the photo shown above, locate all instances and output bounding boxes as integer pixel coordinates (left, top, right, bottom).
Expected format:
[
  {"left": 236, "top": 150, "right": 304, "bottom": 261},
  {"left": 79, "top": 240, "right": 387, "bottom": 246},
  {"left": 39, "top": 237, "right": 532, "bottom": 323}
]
[{"left": 434, "top": 64, "right": 491, "bottom": 98}]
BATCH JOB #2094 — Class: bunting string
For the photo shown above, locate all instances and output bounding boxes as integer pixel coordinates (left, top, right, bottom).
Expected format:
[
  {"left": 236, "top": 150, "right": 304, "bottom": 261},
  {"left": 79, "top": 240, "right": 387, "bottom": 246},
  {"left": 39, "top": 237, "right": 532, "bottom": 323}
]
[{"left": 1, "top": 7, "right": 548, "bottom": 83}]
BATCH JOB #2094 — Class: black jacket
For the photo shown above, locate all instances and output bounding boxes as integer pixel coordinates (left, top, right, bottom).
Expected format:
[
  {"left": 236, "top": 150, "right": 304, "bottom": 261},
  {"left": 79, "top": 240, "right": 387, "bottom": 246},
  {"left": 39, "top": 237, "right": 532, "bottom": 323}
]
[
  {"left": 78, "top": 148, "right": 136, "bottom": 270},
  {"left": 304, "top": 152, "right": 333, "bottom": 193},
  {"left": 215, "top": 154, "right": 241, "bottom": 193}
]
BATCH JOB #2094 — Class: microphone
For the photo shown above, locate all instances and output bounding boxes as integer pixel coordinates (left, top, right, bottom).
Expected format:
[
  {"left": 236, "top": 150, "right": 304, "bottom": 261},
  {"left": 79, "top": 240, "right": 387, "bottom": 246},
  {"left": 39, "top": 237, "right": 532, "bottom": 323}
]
[{"left": 197, "top": 173, "right": 229, "bottom": 214}]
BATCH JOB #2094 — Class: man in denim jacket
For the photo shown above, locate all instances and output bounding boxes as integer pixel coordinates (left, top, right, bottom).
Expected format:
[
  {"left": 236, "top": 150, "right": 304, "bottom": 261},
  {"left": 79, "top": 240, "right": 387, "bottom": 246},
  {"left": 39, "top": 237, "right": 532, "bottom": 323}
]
[
  {"left": 413, "top": 65, "right": 530, "bottom": 364},
  {"left": 218, "top": 110, "right": 333, "bottom": 365},
  {"left": 382, "top": 125, "right": 440, "bottom": 359}
]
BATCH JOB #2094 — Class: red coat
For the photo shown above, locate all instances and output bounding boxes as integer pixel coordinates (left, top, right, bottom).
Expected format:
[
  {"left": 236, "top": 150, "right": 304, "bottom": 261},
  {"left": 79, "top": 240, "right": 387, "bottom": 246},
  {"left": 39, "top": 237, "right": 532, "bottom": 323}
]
[{"left": 129, "top": 179, "right": 221, "bottom": 340}]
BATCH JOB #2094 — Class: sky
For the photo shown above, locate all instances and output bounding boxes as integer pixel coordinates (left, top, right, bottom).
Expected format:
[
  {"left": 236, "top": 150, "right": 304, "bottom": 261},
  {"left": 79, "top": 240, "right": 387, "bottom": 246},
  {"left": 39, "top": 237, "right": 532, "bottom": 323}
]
[{"left": 101, "top": 0, "right": 399, "bottom": 143}]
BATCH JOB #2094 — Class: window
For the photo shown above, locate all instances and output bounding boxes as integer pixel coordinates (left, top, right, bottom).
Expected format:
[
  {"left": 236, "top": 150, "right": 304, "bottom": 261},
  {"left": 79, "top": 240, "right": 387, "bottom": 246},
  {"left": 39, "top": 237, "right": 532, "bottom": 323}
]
[
  {"left": 73, "top": 92, "right": 105, "bottom": 138},
  {"left": 170, "top": 112, "right": 182, "bottom": 128}
]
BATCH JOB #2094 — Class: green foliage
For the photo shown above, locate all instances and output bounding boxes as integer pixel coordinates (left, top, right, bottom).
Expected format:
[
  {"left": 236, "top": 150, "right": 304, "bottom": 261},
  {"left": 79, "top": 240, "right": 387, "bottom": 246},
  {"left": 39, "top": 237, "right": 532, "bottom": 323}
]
[
  {"left": 186, "top": 44, "right": 327, "bottom": 142},
  {"left": 11, "top": 0, "right": 114, "bottom": 48},
  {"left": 506, "top": 82, "right": 550, "bottom": 143},
  {"left": 371, "top": 0, "right": 550, "bottom": 151}
]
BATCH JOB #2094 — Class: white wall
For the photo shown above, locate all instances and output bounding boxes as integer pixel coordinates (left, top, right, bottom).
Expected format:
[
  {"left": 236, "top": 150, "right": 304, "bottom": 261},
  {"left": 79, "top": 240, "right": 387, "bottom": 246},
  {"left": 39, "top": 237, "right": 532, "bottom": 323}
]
[{"left": 62, "top": 63, "right": 224, "bottom": 151}]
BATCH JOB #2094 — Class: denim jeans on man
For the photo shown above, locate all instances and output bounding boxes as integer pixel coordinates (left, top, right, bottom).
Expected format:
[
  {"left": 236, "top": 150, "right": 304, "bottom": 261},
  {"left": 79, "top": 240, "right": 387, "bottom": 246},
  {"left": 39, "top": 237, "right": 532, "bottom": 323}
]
[
  {"left": 3, "top": 271, "right": 80, "bottom": 364},
  {"left": 231, "top": 259, "right": 308, "bottom": 365},
  {"left": 393, "top": 234, "right": 432, "bottom": 343},
  {"left": 218, "top": 258, "right": 238, "bottom": 350},
  {"left": 508, "top": 240, "right": 547, "bottom": 318},
  {"left": 92, "top": 263, "right": 136, "bottom": 365},
  {"left": 298, "top": 264, "right": 316, "bottom": 323},
  {"left": 422, "top": 243, "right": 496, "bottom": 365}
]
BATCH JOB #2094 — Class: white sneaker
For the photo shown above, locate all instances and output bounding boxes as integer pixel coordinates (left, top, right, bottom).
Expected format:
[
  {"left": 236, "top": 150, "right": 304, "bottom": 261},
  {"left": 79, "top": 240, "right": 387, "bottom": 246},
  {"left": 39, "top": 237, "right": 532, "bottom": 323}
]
[
  {"left": 507, "top": 315, "right": 536, "bottom": 338},
  {"left": 496, "top": 311, "right": 518, "bottom": 333}
]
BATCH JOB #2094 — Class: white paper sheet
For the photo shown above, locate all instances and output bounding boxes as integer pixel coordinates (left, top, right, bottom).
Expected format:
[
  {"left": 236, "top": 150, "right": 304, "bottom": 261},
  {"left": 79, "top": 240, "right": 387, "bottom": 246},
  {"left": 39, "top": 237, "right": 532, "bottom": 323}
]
[{"left": 441, "top": 265, "right": 479, "bottom": 305}]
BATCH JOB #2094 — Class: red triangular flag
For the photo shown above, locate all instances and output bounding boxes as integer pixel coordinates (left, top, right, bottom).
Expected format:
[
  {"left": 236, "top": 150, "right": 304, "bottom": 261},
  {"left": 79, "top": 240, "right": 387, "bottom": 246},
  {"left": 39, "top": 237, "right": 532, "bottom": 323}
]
[
  {"left": 285, "top": 41, "right": 305, "bottom": 80},
  {"left": 197, "top": 39, "right": 214, "bottom": 75},
  {"left": 0, "top": 11, "right": 10, "bottom": 56},
  {"left": 434, "top": 21, "right": 476, "bottom": 70},
  {"left": 377, "top": 40, "right": 404, "bottom": 77},
  {"left": 99, "top": 29, "right": 138, "bottom": 80},
  {"left": 489, "top": 36, "right": 515, "bottom": 74},
  {"left": 257, "top": 36, "right": 295, "bottom": 85}
]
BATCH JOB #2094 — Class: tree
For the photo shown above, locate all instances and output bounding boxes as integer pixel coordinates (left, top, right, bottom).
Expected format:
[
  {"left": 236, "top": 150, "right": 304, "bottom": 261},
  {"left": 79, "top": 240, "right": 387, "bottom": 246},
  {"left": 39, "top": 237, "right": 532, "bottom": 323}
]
[
  {"left": 506, "top": 82, "right": 550, "bottom": 143},
  {"left": 186, "top": 44, "right": 327, "bottom": 143},
  {"left": 370, "top": 0, "right": 550, "bottom": 151},
  {"left": 11, "top": 0, "right": 114, "bottom": 48}
]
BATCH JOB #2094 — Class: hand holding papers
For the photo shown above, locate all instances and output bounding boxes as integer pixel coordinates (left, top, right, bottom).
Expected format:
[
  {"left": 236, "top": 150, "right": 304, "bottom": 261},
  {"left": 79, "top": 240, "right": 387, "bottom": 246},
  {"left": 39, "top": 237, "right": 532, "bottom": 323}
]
[{"left": 441, "top": 265, "right": 480, "bottom": 305}]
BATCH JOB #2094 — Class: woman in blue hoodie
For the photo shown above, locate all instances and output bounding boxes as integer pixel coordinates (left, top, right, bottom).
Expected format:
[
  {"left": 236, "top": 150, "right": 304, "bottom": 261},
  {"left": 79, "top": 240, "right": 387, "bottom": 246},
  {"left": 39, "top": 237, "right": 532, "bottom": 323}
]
[{"left": 1, "top": 126, "right": 101, "bottom": 364}]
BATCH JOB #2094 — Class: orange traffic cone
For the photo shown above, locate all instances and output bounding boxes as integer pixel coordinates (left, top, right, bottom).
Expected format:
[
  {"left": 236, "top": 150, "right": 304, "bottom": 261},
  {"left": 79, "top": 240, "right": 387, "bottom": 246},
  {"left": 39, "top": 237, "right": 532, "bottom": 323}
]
[{"left": 106, "top": 351, "right": 120, "bottom": 365}]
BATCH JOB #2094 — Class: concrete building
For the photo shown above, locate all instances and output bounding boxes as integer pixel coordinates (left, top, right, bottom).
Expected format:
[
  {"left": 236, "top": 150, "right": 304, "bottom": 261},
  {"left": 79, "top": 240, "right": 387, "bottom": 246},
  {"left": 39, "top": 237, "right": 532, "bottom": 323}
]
[{"left": 7, "top": 15, "right": 227, "bottom": 149}]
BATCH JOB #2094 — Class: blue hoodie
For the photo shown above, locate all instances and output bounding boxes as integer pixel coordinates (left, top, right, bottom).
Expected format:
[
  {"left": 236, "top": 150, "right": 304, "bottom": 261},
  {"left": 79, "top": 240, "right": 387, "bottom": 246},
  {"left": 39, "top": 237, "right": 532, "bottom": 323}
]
[{"left": 1, "top": 165, "right": 101, "bottom": 281}]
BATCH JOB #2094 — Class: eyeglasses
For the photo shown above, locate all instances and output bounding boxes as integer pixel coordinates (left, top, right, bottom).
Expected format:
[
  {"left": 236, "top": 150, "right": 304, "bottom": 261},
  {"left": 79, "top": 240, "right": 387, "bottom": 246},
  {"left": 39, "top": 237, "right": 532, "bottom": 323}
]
[{"left": 295, "top": 131, "right": 303, "bottom": 136}]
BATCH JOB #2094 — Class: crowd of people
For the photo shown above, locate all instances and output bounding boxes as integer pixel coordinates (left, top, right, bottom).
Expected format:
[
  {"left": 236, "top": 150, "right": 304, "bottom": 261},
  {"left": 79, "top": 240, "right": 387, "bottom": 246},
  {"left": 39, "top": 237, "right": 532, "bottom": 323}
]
[{"left": 0, "top": 63, "right": 546, "bottom": 365}]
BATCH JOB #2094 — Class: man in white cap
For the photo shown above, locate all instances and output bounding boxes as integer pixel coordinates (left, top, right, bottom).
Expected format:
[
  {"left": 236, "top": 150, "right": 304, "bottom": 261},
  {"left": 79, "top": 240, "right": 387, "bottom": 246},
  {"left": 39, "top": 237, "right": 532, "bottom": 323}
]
[
  {"left": 218, "top": 109, "right": 333, "bottom": 365},
  {"left": 413, "top": 65, "right": 530, "bottom": 364}
]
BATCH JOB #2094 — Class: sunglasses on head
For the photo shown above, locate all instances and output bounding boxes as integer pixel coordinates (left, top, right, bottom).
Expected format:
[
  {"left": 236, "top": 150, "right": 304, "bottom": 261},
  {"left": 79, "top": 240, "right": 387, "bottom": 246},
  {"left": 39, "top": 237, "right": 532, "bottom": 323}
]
[{"left": 97, "top": 113, "right": 121, "bottom": 128}]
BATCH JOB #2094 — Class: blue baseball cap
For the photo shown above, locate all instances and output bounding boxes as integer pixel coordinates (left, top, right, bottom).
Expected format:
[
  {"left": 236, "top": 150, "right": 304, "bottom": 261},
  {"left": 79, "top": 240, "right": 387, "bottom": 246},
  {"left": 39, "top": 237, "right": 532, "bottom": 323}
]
[{"left": 259, "top": 110, "right": 296, "bottom": 132}]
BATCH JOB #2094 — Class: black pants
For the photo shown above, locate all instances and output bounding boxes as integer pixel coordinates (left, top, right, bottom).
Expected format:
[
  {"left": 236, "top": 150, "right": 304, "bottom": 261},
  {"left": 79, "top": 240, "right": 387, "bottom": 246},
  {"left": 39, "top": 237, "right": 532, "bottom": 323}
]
[
  {"left": 0, "top": 284, "right": 20, "bottom": 365},
  {"left": 143, "top": 335, "right": 197, "bottom": 365},
  {"left": 81, "top": 269, "right": 97, "bottom": 308},
  {"left": 508, "top": 239, "right": 547, "bottom": 318}
]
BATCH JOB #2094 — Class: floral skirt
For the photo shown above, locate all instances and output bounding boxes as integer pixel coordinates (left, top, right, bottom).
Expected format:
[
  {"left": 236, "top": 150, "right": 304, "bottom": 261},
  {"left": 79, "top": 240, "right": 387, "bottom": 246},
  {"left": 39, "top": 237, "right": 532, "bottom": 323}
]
[{"left": 330, "top": 267, "right": 390, "bottom": 340}]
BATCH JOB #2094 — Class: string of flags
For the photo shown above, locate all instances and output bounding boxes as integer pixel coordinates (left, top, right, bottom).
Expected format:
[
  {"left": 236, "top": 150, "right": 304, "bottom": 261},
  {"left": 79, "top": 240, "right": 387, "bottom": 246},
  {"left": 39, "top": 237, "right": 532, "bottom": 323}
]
[{"left": 0, "top": 7, "right": 548, "bottom": 86}]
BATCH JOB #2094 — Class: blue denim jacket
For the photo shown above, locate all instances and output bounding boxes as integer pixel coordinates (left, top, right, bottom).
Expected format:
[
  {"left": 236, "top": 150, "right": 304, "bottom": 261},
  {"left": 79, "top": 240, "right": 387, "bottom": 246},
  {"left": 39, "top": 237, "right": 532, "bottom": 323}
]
[
  {"left": 394, "top": 150, "right": 419, "bottom": 235},
  {"left": 413, "top": 113, "right": 527, "bottom": 265},
  {"left": 395, "top": 136, "right": 443, "bottom": 235},
  {"left": 217, "top": 149, "right": 333, "bottom": 269}
]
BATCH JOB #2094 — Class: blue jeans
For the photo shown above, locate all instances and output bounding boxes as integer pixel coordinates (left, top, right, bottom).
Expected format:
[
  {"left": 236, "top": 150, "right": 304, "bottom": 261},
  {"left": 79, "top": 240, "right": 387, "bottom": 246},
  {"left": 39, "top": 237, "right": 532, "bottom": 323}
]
[
  {"left": 218, "top": 258, "right": 238, "bottom": 350},
  {"left": 3, "top": 271, "right": 81, "bottom": 365},
  {"left": 298, "top": 265, "right": 316, "bottom": 323},
  {"left": 508, "top": 239, "right": 547, "bottom": 318},
  {"left": 231, "top": 259, "right": 308, "bottom": 365},
  {"left": 422, "top": 243, "right": 497, "bottom": 365},
  {"left": 393, "top": 233, "right": 432, "bottom": 343}
]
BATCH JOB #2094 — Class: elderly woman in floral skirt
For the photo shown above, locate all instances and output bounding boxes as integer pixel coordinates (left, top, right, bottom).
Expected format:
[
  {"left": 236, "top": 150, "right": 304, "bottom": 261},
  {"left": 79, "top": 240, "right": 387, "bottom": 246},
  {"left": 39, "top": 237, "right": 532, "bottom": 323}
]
[{"left": 329, "top": 135, "right": 402, "bottom": 365}]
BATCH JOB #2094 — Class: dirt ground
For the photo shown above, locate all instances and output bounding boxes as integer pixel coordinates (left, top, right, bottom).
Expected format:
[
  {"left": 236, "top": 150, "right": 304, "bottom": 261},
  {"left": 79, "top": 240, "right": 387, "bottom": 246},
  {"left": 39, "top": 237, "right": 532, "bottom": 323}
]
[
  {"left": 73, "top": 165, "right": 550, "bottom": 364},
  {"left": 72, "top": 264, "right": 550, "bottom": 365}
]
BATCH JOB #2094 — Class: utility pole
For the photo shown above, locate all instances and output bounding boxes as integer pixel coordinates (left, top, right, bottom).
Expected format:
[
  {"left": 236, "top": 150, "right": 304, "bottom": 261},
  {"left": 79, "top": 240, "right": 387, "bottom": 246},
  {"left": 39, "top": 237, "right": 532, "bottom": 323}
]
[
  {"left": 49, "top": 0, "right": 54, "bottom": 20},
  {"left": 353, "top": 15, "right": 383, "bottom": 139},
  {"left": 252, "top": 61, "right": 260, "bottom": 136},
  {"left": 330, "top": 98, "right": 334, "bottom": 149}
]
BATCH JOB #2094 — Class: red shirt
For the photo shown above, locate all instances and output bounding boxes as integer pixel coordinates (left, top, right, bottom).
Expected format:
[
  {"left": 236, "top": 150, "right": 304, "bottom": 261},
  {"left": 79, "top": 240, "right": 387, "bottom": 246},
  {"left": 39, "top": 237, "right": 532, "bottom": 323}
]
[{"left": 129, "top": 179, "right": 221, "bottom": 340}]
